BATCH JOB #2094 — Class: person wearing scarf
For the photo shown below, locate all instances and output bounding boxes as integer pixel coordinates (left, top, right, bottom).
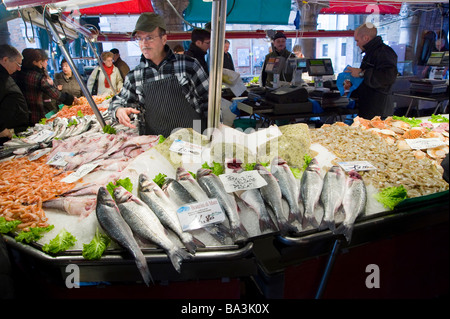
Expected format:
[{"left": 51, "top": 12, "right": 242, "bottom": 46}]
[{"left": 87, "top": 51, "right": 123, "bottom": 96}]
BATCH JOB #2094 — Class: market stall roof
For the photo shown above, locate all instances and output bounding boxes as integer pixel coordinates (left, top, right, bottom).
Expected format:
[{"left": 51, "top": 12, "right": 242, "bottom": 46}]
[{"left": 320, "top": 1, "right": 403, "bottom": 14}]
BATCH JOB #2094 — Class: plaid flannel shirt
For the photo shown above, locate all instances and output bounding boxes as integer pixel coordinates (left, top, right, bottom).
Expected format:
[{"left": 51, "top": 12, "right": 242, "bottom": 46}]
[{"left": 109, "top": 46, "right": 209, "bottom": 122}]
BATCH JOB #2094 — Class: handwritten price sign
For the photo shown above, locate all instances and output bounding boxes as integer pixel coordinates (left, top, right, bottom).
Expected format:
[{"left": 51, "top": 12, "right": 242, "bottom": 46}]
[
  {"left": 338, "top": 161, "right": 377, "bottom": 172},
  {"left": 219, "top": 170, "right": 267, "bottom": 193}
]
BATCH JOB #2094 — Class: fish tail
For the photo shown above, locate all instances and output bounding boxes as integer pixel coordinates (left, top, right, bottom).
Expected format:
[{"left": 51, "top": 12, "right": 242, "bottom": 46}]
[
  {"left": 168, "top": 248, "right": 191, "bottom": 273},
  {"left": 135, "top": 255, "right": 153, "bottom": 286},
  {"left": 335, "top": 223, "right": 354, "bottom": 243},
  {"left": 181, "top": 233, "right": 204, "bottom": 255},
  {"left": 259, "top": 217, "right": 277, "bottom": 233},
  {"left": 324, "top": 219, "right": 336, "bottom": 232},
  {"left": 232, "top": 223, "right": 249, "bottom": 241}
]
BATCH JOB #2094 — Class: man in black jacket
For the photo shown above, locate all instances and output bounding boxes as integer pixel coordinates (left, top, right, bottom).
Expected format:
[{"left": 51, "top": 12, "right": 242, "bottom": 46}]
[
  {"left": 185, "top": 28, "right": 211, "bottom": 75},
  {"left": 0, "top": 44, "right": 29, "bottom": 145},
  {"left": 345, "top": 23, "right": 398, "bottom": 119}
]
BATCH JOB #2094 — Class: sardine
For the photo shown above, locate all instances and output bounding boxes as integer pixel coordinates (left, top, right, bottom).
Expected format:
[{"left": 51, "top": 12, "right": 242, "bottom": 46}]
[
  {"left": 335, "top": 170, "right": 367, "bottom": 243},
  {"left": 113, "top": 186, "right": 191, "bottom": 273},
  {"left": 138, "top": 173, "right": 204, "bottom": 254},
  {"left": 255, "top": 164, "right": 297, "bottom": 234},
  {"left": 300, "top": 158, "right": 324, "bottom": 229},
  {"left": 95, "top": 186, "right": 153, "bottom": 286},
  {"left": 197, "top": 168, "right": 248, "bottom": 240},
  {"left": 271, "top": 157, "right": 301, "bottom": 223},
  {"left": 320, "top": 165, "right": 347, "bottom": 232}
]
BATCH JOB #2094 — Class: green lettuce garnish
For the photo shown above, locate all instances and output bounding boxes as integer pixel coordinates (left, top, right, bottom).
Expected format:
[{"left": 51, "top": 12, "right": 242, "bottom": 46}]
[
  {"left": 374, "top": 185, "right": 409, "bottom": 210},
  {"left": 429, "top": 114, "right": 449, "bottom": 123},
  {"left": 158, "top": 135, "right": 166, "bottom": 144},
  {"left": 106, "top": 177, "right": 133, "bottom": 198},
  {"left": 77, "top": 110, "right": 84, "bottom": 117},
  {"left": 42, "top": 228, "right": 77, "bottom": 254},
  {"left": 102, "top": 124, "right": 117, "bottom": 134},
  {"left": 392, "top": 116, "right": 422, "bottom": 127},
  {"left": 153, "top": 173, "right": 167, "bottom": 188},
  {"left": 82, "top": 228, "right": 110, "bottom": 260},
  {"left": 67, "top": 118, "right": 78, "bottom": 127},
  {"left": 202, "top": 161, "right": 224, "bottom": 175},
  {"left": 290, "top": 167, "right": 302, "bottom": 179},
  {"left": 14, "top": 225, "right": 54, "bottom": 243},
  {"left": 302, "top": 154, "right": 313, "bottom": 171},
  {"left": 0, "top": 217, "right": 21, "bottom": 234},
  {"left": 244, "top": 162, "right": 269, "bottom": 171}
]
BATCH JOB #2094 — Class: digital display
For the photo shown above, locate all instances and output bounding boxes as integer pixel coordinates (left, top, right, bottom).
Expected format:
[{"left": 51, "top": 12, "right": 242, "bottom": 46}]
[
  {"left": 427, "top": 51, "right": 445, "bottom": 66},
  {"left": 306, "top": 58, "right": 334, "bottom": 76},
  {"left": 297, "top": 59, "right": 307, "bottom": 69}
]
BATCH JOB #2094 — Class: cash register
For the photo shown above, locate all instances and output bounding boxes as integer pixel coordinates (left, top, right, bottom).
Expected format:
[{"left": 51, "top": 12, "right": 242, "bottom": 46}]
[{"left": 409, "top": 51, "right": 449, "bottom": 94}]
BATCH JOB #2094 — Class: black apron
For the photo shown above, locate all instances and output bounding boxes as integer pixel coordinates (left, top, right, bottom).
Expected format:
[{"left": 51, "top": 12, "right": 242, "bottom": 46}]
[{"left": 139, "top": 65, "right": 205, "bottom": 137}]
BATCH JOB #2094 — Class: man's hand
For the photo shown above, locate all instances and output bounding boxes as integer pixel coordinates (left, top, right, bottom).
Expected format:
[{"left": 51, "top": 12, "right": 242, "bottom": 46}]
[
  {"left": 345, "top": 66, "right": 363, "bottom": 78},
  {"left": 116, "top": 107, "right": 140, "bottom": 129},
  {"left": 0, "top": 128, "right": 12, "bottom": 139}
]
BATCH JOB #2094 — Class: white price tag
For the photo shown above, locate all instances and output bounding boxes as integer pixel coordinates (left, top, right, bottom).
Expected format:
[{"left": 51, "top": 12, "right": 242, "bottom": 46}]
[
  {"left": 219, "top": 170, "right": 267, "bottom": 193},
  {"left": 338, "top": 161, "right": 377, "bottom": 172},
  {"left": 405, "top": 138, "right": 446, "bottom": 150},
  {"left": 46, "top": 151, "right": 74, "bottom": 167},
  {"left": 24, "top": 129, "right": 55, "bottom": 143},
  {"left": 176, "top": 199, "right": 226, "bottom": 231},
  {"left": 28, "top": 148, "right": 51, "bottom": 161},
  {"left": 169, "top": 139, "right": 202, "bottom": 156},
  {"left": 60, "top": 161, "right": 101, "bottom": 183}
]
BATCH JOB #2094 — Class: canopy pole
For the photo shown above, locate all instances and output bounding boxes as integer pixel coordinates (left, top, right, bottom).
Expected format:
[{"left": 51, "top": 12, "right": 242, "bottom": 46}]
[
  {"left": 43, "top": 8, "right": 106, "bottom": 128},
  {"left": 207, "top": 0, "right": 227, "bottom": 139}
]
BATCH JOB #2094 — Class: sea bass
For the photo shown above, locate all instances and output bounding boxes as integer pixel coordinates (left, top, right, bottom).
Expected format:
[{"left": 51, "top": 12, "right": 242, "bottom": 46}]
[
  {"left": 271, "top": 157, "right": 301, "bottom": 224},
  {"left": 162, "top": 178, "right": 197, "bottom": 207},
  {"left": 96, "top": 186, "right": 153, "bottom": 286},
  {"left": 300, "top": 158, "right": 324, "bottom": 229},
  {"left": 138, "top": 173, "right": 204, "bottom": 254},
  {"left": 320, "top": 165, "right": 347, "bottom": 232},
  {"left": 335, "top": 170, "right": 367, "bottom": 243},
  {"left": 255, "top": 164, "right": 297, "bottom": 234},
  {"left": 113, "top": 186, "right": 191, "bottom": 273},
  {"left": 197, "top": 168, "right": 248, "bottom": 240},
  {"left": 175, "top": 167, "right": 210, "bottom": 202}
]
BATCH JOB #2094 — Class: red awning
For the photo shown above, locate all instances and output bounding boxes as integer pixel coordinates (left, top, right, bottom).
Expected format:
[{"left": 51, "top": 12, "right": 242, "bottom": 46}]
[
  {"left": 320, "top": 1, "right": 402, "bottom": 15},
  {"left": 76, "top": 0, "right": 153, "bottom": 15}
]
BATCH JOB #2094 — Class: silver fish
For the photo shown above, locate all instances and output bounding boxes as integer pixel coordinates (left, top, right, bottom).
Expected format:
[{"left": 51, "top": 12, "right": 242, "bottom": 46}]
[
  {"left": 255, "top": 164, "right": 297, "bottom": 234},
  {"left": 113, "top": 186, "right": 191, "bottom": 273},
  {"left": 138, "top": 173, "right": 204, "bottom": 254},
  {"left": 162, "top": 178, "right": 197, "bottom": 207},
  {"left": 300, "top": 158, "right": 324, "bottom": 229},
  {"left": 271, "top": 157, "right": 301, "bottom": 224},
  {"left": 197, "top": 168, "right": 248, "bottom": 240},
  {"left": 320, "top": 165, "right": 347, "bottom": 232},
  {"left": 176, "top": 167, "right": 210, "bottom": 202},
  {"left": 95, "top": 186, "right": 153, "bottom": 286},
  {"left": 43, "top": 195, "right": 97, "bottom": 218},
  {"left": 335, "top": 170, "right": 367, "bottom": 243}
]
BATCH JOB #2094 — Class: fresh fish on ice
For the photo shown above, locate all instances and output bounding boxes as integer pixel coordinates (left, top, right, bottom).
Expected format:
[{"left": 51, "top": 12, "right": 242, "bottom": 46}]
[
  {"left": 335, "top": 170, "right": 367, "bottom": 243},
  {"left": 320, "top": 165, "right": 347, "bottom": 232},
  {"left": 138, "top": 173, "right": 204, "bottom": 254},
  {"left": 255, "top": 164, "right": 297, "bottom": 234},
  {"left": 43, "top": 195, "right": 97, "bottom": 218},
  {"left": 113, "top": 186, "right": 191, "bottom": 273},
  {"left": 271, "top": 157, "right": 301, "bottom": 223},
  {"left": 300, "top": 158, "right": 324, "bottom": 229},
  {"left": 96, "top": 186, "right": 153, "bottom": 286}
]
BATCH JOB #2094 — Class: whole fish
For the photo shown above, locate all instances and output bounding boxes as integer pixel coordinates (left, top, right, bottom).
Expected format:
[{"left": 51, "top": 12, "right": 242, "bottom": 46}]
[
  {"left": 113, "top": 186, "right": 191, "bottom": 273},
  {"left": 335, "top": 170, "right": 367, "bottom": 243},
  {"left": 162, "top": 178, "right": 197, "bottom": 207},
  {"left": 320, "top": 165, "right": 347, "bottom": 232},
  {"left": 175, "top": 167, "right": 209, "bottom": 202},
  {"left": 196, "top": 168, "right": 248, "bottom": 240},
  {"left": 255, "top": 164, "right": 297, "bottom": 234},
  {"left": 300, "top": 158, "right": 324, "bottom": 229},
  {"left": 271, "top": 157, "right": 302, "bottom": 224},
  {"left": 138, "top": 173, "right": 204, "bottom": 254},
  {"left": 95, "top": 186, "right": 153, "bottom": 286},
  {"left": 43, "top": 195, "right": 97, "bottom": 218}
]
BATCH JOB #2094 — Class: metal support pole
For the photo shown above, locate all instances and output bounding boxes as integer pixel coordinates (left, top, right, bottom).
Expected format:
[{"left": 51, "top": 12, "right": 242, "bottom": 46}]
[
  {"left": 43, "top": 10, "right": 106, "bottom": 128},
  {"left": 315, "top": 238, "right": 342, "bottom": 299},
  {"left": 207, "top": 0, "right": 227, "bottom": 138},
  {"left": 85, "top": 36, "right": 117, "bottom": 95}
]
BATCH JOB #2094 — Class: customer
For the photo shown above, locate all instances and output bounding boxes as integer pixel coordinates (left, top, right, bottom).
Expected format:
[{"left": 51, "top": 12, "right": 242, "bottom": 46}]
[
  {"left": 293, "top": 44, "right": 305, "bottom": 58},
  {"left": 108, "top": 12, "right": 209, "bottom": 137},
  {"left": 261, "top": 31, "right": 295, "bottom": 87},
  {"left": 55, "top": 58, "right": 83, "bottom": 98},
  {"left": 15, "top": 48, "right": 75, "bottom": 125},
  {"left": 87, "top": 51, "right": 123, "bottom": 96},
  {"left": 173, "top": 44, "right": 185, "bottom": 55},
  {"left": 38, "top": 49, "right": 58, "bottom": 114},
  {"left": 344, "top": 22, "right": 398, "bottom": 119},
  {"left": 0, "top": 44, "right": 29, "bottom": 145},
  {"left": 110, "top": 48, "right": 130, "bottom": 81},
  {"left": 223, "top": 39, "right": 235, "bottom": 71},
  {"left": 185, "top": 28, "right": 211, "bottom": 75}
]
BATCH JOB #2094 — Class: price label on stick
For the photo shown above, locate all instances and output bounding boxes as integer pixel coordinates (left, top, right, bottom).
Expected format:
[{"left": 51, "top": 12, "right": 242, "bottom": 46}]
[
  {"left": 60, "top": 160, "right": 102, "bottom": 183},
  {"left": 46, "top": 151, "right": 74, "bottom": 167},
  {"left": 338, "top": 161, "right": 377, "bottom": 172},
  {"left": 176, "top": 199, "right": 226, "bottom": 231}
]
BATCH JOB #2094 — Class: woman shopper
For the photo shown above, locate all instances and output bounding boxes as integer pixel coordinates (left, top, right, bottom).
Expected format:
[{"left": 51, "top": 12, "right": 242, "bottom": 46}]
[{"left": 87, "top": 51, "right": 123, "bottom": 96}]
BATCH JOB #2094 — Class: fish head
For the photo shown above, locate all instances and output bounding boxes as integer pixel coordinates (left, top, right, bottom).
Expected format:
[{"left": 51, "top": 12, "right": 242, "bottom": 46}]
[
  {"left": 196, "top": 168, "right": 212, "bottom": 179},
  {"left": 113, "top": 186, "right": 133, "bottom": 204},
  {"left": 161, "top": 178, "right": 175, "bottom": 192},
  {"left": 271, "top": 156, "right": 287, "bottom": 166},
  {"left": 254, "top": 163, "right": 271, "bottom": 175},
  {"left": 225, "top": 158, "right": 243, "bottom": 172},
  {"left": 348, "top": 170, "right": 363, "bottom": 181},
  {"left": 307, "top": 158, "right": 321, "bottom": 172},
  {"left": 329, "top": 165, "right": 344, "bottom": 175},
  {"left": 176, "top": 167, "right": 192, "bottom": 181},
  {"left": 138, "top": 173, "right": 153, "bottom": 192},
  {"left": 96, "top": 186, "right": 115, "bottom": 208}
]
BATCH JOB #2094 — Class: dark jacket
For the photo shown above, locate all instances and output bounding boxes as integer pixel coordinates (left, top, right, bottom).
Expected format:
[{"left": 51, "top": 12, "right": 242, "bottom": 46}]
[
  {"left": 15, "top": 65, "right": 74, "bottom": 125},
  {"left": 55, "top": 72, "right": 83, "bottom": 98},
  {"left": 185, "top": 42, "right": 209, "bottom": 75},
  {"left": 223, "top": 52, "right": 235, "bottom": 71},
  {"left": 353, "top": 36, "right": 398, "bottom": 119},
  {"left": 0, "top": 64, "right": 29, "bottom": 143},
  {"left": 113, "top": 57, "right": 131, "bottom": 80},
  {"left": 261, "top": 48, "right": 295, "bottom": 87}
]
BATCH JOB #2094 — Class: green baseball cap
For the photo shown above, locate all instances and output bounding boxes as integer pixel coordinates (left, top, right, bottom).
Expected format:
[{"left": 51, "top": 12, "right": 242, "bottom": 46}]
[{"left": 132, "top": 12, "right": 167, "bottom": 36}]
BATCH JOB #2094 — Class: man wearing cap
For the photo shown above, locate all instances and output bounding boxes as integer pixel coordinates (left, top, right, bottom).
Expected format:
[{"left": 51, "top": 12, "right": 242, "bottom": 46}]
[
  {"left": 108, "top": 13, "right": 209, "bottom": 137},
  {"left": 261, "top": 31, "right": 295, "bottom": 87},
  {"left": 110, "top": 48, "right": 130, "bottom": 80}
]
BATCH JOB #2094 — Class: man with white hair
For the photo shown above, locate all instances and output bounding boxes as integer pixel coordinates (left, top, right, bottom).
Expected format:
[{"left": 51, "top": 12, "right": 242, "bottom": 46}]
[{"left": 345, "top": 22, "right": 398, "bottom": 119}]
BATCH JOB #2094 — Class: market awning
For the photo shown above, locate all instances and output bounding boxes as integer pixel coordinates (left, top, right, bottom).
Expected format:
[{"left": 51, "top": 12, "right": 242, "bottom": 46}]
[
  {"left": 75, "top": 0, "right": 153, "bottom": 16},
  {"left": 320, "top": 1, "right": 402, "bottom": 15},
  {"left": 184, "top": 0, "right": 292, "bottom": 25}
]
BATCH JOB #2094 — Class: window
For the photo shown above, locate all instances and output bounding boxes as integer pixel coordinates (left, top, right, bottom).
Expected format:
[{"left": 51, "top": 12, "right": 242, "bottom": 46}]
[
  {"left": 322, "top": 44, "right": 328, "bottom": 57},
  {"left": 341, "top": 43, "right": 347, "bottom": 56}
]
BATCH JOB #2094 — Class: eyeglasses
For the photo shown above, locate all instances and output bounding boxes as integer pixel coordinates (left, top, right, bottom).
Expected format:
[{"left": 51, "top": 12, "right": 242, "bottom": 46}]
[
  {"left": 15, "top": 61, "right": 22, "bottom": 68},
  {"left": 135, "top": 35, "right": 161, "bottom": 43}
]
